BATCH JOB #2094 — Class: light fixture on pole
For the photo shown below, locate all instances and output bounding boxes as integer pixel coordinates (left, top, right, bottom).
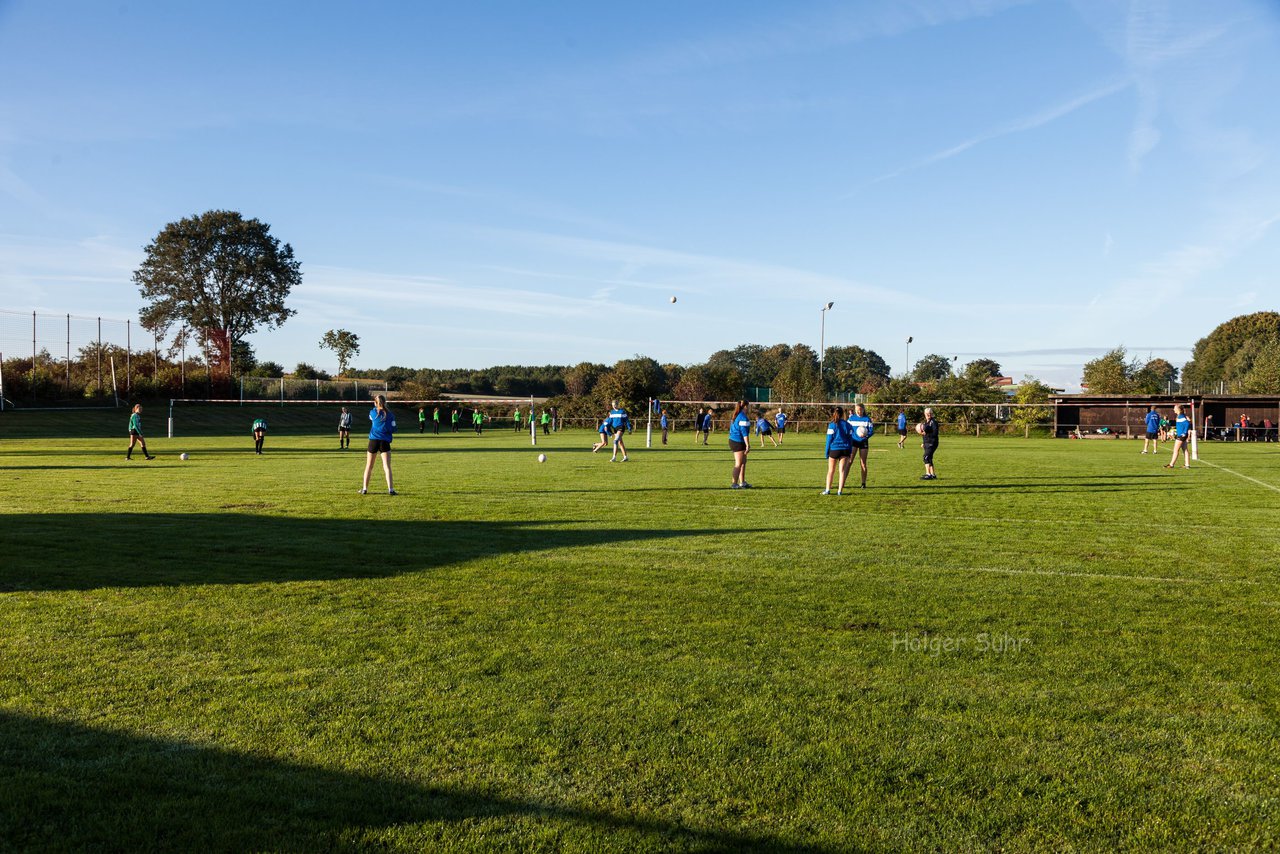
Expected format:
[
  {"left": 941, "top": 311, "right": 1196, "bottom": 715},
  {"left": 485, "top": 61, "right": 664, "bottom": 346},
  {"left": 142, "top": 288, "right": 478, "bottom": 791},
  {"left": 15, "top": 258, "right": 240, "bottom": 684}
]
[
  {"left": 905, "top": 336, "right": 913, "bottom": 377},
  {"left": 819, "top": 302, "right": 834, "bottom": 395}
]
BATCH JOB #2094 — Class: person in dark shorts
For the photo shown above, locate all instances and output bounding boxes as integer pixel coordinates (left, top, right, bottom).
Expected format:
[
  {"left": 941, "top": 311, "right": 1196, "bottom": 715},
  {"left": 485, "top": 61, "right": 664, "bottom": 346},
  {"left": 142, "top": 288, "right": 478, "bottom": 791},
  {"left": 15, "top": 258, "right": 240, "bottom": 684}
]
[
  {"left": 360, "top": 394, "right": 396, "bottom": 495},
  {"left": 1165, "top": 404, "right": 1192, "bottom": 469},
  {"left": 822, "top": 406, "right": 853, "bottom": 495},
  {"left": 775, "top": 410, "right": 787, "bottom": 444},
  {"left": 252, "top": 417, "right": 267, "bottom": 455},
  {"left": 1142, "top": 406, "right": 1160, "bottom": 454},
  {"left": 432, "top": 406, "right": 440, "bottom": 434},
  {"left": 896, "top": 410, "right": 908, "bottom": 449},
  {"left": 126, "top": 403, "right": 155, "bottom": 460},
  {"left": 338, "top": 407, "right": 353, "bottom": 449},
  {"left": 846, "top": 403, "right": 874, "bottom": 488},
  {"left": 727, "top": 400, "right": 752, "bottom": 488},
  {"left": 920, "top": 407, "right": 939, "bottom": 480},
  {"left": 418, "top": 407, "right": 427, "bottom": 433},
  {"left": 591, "top": 415, "right": 611, "bottom": 453},
  {"left": 755, "top": 412, "right": 778, "bottom": 447}
]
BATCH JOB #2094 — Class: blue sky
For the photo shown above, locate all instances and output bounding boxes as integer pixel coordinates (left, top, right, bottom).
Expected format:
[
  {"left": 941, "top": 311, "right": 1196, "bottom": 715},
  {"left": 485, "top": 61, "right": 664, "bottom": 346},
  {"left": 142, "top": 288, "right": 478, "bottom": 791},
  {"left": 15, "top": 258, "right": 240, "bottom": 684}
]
[{"left": 1, "top": 0, "right": 1278, "bottom": 390}]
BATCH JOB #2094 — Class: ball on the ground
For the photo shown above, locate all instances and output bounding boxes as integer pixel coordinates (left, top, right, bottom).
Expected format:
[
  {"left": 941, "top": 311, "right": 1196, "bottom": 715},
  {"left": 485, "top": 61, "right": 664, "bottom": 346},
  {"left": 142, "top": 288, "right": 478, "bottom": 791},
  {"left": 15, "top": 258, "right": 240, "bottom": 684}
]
[
  {"left": 537, "top": 453, "right": 547, "bottom": 463},
  {"left": 180, "top": 452, "right": 189, "bottom": 461},
  {"left": 669, "top": 296, "right": 677, "bottom": 303},
  {"left": 915, "top": 423, "right": 925, "bottom": 435}
]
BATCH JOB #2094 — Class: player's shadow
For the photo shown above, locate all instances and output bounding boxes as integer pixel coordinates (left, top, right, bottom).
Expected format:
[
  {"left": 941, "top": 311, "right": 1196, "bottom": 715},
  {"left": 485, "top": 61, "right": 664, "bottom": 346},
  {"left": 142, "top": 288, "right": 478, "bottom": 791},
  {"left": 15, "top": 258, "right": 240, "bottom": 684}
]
[
  {"left": 0, "top": 710, "right": 831, "bottom": 853},
  {"left": 1, "top": 514, "right": 762, "bottom": 592}
]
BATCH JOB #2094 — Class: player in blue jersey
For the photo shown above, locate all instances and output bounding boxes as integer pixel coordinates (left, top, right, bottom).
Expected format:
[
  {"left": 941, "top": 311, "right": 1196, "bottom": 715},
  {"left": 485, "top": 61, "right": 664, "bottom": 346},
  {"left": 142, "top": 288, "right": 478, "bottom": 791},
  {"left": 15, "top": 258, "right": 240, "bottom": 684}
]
[
  {"left": 1142, "top": 406, "right": 1161, "bottom": 454},
  {"left": 822, "top": 406, "right": 854, "bottom": 495},
  {"left": 775, "top": 410, "right": 787, "bottom": 444},
  {"left": 360, "top": 394, "right": 397, "bottom": 495},
  {"left": 659, "top": 408, "right": 669, "bottom": 445},
  {"left": 727, "top": 400, "right": 752, "bottom": 488},
  {"left": 755, "top": 413, "right": 779, "bottom": 447},
  {"left": 1164, "top": 404, "right": 1192, "bottom": 469},
  {"left": 701, "top": 408, "right": 713, "bottom": 445},
  {"left": 896, "top": 410, "right": 908, "bottom": 448},
  {"left": 591, "top": 414, "right": 611, "bottom": 453},
  {"left": 607, "top": 400, "right": 630, "bottom": 462},
  {"left": 846, "top": 403, "right": 875, "bottom": 488}
]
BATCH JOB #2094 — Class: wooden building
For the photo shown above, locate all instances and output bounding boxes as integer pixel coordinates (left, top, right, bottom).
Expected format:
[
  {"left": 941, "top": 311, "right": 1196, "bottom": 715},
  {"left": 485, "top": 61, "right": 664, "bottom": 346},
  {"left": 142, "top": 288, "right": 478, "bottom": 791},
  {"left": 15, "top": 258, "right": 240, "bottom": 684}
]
[{"left": 1050, "top": 394, "right": 1280, "bottom": 439}]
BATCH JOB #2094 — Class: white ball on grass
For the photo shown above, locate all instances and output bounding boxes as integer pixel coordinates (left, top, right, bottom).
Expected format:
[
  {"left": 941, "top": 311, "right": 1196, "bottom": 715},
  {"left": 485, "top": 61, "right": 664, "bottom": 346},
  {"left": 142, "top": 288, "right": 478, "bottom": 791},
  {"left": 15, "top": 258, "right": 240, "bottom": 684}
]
[
  {"left": 537, "top": 453, "right": 547, "bottom": 463},
  {"left": 180, "top": 453, "right": 189, "bottom": 461}
]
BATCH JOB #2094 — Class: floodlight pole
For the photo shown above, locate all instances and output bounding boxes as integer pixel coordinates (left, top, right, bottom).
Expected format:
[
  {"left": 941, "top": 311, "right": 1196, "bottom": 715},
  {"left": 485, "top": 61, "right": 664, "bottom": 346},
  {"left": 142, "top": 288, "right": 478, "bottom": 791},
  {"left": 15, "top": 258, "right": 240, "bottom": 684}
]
[
  {"left": 819, "top": 302, "right": 834, "bottom": 397},
  {"left": 905, "top": 336, "right": 913, "bottom": 377}
]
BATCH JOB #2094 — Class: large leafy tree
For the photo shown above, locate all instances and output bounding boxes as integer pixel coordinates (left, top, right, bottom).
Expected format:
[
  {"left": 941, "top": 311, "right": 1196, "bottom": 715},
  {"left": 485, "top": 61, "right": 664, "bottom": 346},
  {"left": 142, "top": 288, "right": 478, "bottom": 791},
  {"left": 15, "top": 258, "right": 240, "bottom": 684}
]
[
  {"left": 134, "top": 210, "right": 300, "bottom": 376},
  {"left": 1183, "top": 311, "right": 1280, "bottom": 392},
  {"left": 319, "top": 328, "right": 360, "bottom": 376},
  {"left": 911, "top": 354, "right": 953, "bottom": 383},
  {"left": 770, "top": 344, "right": 822, "bottom": 401},
  {"left": 964, "top": 358, "right": 1002, "bottom": 380},
  {"left": 824, "top": 345, "right": 891, "bottom": 394},
  {"left": 1131, "top": 358, "right": 1178, "bottom": 394},
  {"left": 1081, "top": 347, "right": 1137, "bottom": 394}
]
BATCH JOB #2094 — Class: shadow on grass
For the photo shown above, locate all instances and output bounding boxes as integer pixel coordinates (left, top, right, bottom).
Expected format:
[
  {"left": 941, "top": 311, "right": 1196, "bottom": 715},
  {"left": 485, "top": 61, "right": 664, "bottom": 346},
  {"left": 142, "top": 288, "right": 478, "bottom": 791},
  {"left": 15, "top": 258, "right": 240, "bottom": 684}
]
[
  {"left": 0, "top": 711, "right": 830, "bottom": 852},
  {"left": 1, "top": 514, "right": 764, "bottom": 592}
]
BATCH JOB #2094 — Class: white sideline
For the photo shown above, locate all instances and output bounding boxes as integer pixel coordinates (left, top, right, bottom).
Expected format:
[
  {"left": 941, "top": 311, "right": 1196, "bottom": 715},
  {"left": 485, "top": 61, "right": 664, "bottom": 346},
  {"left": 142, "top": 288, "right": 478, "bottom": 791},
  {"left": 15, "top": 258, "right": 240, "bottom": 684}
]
[{"left": 1198, "top": 460, "right": 1280, "bottom": 494}]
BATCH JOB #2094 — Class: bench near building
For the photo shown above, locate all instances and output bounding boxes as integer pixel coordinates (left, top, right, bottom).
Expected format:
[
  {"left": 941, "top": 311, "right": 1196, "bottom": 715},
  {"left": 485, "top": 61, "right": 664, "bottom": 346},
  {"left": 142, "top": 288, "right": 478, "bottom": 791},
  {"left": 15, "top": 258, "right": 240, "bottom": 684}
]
[{"left": 1051, "top": 395, "right": 1280, "bottom": 441}]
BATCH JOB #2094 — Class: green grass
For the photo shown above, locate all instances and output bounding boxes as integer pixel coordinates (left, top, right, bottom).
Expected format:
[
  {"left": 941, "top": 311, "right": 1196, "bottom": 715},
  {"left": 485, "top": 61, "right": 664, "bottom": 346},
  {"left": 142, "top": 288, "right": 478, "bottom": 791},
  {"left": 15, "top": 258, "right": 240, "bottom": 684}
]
[{"left": 2, "top": 414, "right": 1278, "bottom": 851}]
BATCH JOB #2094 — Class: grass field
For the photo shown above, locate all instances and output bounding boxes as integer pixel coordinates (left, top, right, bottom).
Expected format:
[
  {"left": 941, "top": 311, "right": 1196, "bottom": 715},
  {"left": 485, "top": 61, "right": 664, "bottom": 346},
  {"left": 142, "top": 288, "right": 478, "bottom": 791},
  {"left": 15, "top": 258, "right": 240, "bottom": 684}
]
[{"left": 2, "top": 408, "right": 1278, "bottom": 851}]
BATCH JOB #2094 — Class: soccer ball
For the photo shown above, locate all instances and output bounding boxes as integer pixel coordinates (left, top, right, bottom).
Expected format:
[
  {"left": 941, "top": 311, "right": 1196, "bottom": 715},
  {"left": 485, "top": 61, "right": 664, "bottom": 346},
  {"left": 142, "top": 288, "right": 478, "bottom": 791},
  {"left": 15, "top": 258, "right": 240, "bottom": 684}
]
[
  {"left": 180, "top": 453, "right": 189, "bottom": 461},
  {"left": 537, "top": 453, "right": 547, "bottom": 463},
  {"left": 855, "top": 425, "right": 868, "bottom": 439},
  {"left": 915, "top": 423, "right": 926, "bottom": 435},
  {"left": 669, "top": 296, "right": 677, "bottom": 304}
]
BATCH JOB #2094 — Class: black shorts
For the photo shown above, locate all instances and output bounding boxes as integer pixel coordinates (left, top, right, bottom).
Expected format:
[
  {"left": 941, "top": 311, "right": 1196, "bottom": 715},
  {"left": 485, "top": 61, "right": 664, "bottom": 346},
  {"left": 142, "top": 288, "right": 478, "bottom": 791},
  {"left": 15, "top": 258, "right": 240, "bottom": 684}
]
[
  {"left": 339, "top": 426, "right": 350, "bottom": 434},
  {"left": 898, "top": 428, "right": 908, "bottom": 436},
  {"left": 759, "top": 427, "right": 772, "bottom": 435},
  {"left": 129, "top": 430, "right": 141, "bottom": 438},
  {"left": 827, "top": 448, "right": 851, "bottom": 459},
  {"left": 777, "top": 425, "right": 786, "bottom": 434},
  {"left": 1146, "top": 431, "right": 1158, "bottom": 440},
  {"left": 729, "top": 439, "right": 747, "bottom": 453},
  {"left": 922, "top": 444, "right": 937, "bottom": 465},
  {"left": 851, "top": 439, "right": 868, "bottom": 451},
  {"left": 367, "top": 439, "right": 392, "bottom": 454}
]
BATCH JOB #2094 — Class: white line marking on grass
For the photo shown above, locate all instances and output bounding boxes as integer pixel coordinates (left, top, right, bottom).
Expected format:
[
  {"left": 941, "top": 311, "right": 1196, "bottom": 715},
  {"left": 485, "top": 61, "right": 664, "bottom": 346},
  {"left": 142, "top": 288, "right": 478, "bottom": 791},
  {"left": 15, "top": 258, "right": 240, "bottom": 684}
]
[
  {"left": 948, "top": 565, "right": 1254, "bottom": 585},
  {"left": 1198, "top": 460, "right": 1280, "bottom": 494}
]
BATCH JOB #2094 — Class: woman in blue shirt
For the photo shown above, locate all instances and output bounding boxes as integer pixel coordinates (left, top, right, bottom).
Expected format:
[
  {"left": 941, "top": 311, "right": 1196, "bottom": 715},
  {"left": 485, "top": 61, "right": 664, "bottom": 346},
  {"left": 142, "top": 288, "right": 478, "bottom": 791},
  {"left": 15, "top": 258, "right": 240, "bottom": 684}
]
[
  {"left": 1164, "top": 404, "right": 1192, "bottom": 469},
  {"left": 846, "top": 403, "right": 875, "bottom": 488},
  {"left": 755, "top": 414, "right": 779, "bottom": 447},
  {"left": 728, "top": 400, "right": 752, "bottom": 488},
  {"left": 360, "top": 394, "right": 397, "bottom": 495},
  {"left": 823, "top": 406, "right": 854, "bottom": 495}
]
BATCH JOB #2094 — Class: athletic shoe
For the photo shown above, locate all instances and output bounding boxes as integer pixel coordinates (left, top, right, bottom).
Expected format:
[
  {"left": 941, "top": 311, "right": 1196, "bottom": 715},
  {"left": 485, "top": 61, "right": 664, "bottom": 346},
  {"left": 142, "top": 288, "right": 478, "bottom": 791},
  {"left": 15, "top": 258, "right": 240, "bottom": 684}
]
[
  {"left": 920, "top": 474, "right": 932, "bottom": 480},
  {"left": 821, "top": 489, "right": 830, "bottom": 495},
  {"left": 145, "top": 455, "right": 155, "bottom": 460},
  {"left": 1163, "top": 464, "right": 1173, "bottom": 468},
  {"left": 388, "top": 489, "right": 397, "bottom": 495},
  {"left": 860, "top": 483, "right": 866, "bottom": 489},
  {"left": 1141, "top": 450, "right": 1148, "bottom": 454},
  {"left": 1183, "top": 465, "right": 1191, "bottom": 469},
  {"left": 836, "top": 489, "right": 842, "bottom": 496},
  {"left": 358, "top": 488, "right": 367, "bottom": 494},
  {"left": 610, "top": 457, "right": 617, "bottom": 462},
  {"left": 621, "top": 456, "right": 629, "bottom": 462},
  {"left": 740, "top": 482, "right": 752, "bottom": 489},
  {"left": 730, "top": 483, "right": 741, "bottom": 489}
]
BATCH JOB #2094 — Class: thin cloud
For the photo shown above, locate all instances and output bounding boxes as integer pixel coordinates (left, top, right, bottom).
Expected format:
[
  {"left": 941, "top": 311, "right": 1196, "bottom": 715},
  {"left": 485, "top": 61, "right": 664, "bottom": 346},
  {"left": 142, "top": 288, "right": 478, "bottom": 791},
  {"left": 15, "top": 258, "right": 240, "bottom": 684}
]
[{"left": 866, "top": 79, "right": 1131, "bottom": 187}]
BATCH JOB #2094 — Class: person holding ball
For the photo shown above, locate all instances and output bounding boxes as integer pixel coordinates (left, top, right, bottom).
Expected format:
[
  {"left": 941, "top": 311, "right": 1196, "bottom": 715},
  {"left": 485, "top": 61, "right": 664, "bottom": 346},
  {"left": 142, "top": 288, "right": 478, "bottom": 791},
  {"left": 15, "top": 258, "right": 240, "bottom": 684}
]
[
  {"left": 846, "top": 403, "right": 874, "bottom": 488},
  {"left": 728, "top": 400, "right": 752, "bottom": 488},
  {"left": 360, "top": 394, "right": 396, "bottom": 495},
  {"left": 920, "top": 407, "right": 939, "bottom": 480}
]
